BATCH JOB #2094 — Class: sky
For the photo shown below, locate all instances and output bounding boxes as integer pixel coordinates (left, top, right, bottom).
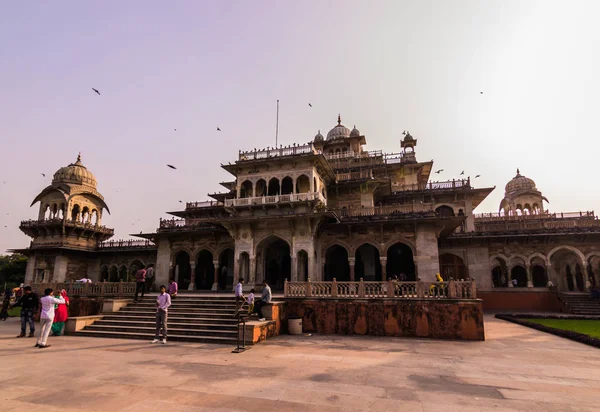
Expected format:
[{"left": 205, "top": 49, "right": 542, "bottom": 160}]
[{"left": 1, "top": 0, "right": 600, "bottom": 253}]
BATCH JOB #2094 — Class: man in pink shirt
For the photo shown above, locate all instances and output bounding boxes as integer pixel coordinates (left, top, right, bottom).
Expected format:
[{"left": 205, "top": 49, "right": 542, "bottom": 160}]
[
  {"left": 168, "top": 278, "right": 178, "bottom": 299},
  {"left": 151, "top": 285, "right": 171, "bottom": 344},
  {"left": 134, "top": 267, "right": 147, "bottom": 302}
]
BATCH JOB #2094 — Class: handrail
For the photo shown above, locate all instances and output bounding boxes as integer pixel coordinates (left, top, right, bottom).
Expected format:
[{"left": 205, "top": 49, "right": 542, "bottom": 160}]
[
  {"left": 29, "top": 282, "right": 136, "bottom": 297},
  {"left": 225, "top": 191, "right": 326, "bottom": 207},
  {"left": 98, "top": 240, "right": 155, "bottom": 249},
  {"left": 238, "top": 143, "right": 316, "bottom": 161}
]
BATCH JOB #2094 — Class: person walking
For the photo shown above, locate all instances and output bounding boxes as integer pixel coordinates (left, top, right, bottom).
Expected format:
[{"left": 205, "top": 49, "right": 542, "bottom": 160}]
[
  {"left": 255, "top": 280, "right": 272, "bottom": 321},
  {"left": 134, "top": 266, "right": 147, "bottom": 302},
  {"left": 151, "top": 285, "right": 171, "bottom": 344},
  {"left": 36, "top": 288, "right": 65, "bottom": 348},
  {"left": 0, "top": 288, "right": 11, "bottom": 321},
  {"left": 12, "top": 286, "right": 39, "bottom": 337},
  {"left": 235, "top": 278, "right": 245, "bottom": 312},
  {"left": 145, "top": 264, "right": 155, "bottom": 292},
  {"left": 51, "top": 290, "right": 70, "bottom": 336}
]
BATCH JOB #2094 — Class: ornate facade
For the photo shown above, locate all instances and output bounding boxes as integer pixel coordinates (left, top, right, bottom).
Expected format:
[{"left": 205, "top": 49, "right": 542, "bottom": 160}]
[{"left": 13, "top": 117, "right": 600, "bottom": 302}]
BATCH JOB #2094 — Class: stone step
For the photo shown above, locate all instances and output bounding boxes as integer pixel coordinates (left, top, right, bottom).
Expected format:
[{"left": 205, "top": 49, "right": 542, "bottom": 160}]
[
  {"left": 96, "top": 320, "right": 237, "bottom": 330},
  {"left": 102, "top": 314, "right": 238, "bottom": 324},
  {"left": 73, "top": 330, "right": 238, "bottom": 344},
  {"left": 119, "top": 307, "right": 236, "bottom": 315},
  {"left": 85, "top": 324, "right": 238, "bottom": 337},
  {"left": 131, "top": 303, "right": 238, "bottom": 309}
]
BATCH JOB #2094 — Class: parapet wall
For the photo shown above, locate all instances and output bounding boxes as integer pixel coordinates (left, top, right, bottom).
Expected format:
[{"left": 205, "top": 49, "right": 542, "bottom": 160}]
[{"left": 285, "top": 299, "right": 484, "bottom": 341}]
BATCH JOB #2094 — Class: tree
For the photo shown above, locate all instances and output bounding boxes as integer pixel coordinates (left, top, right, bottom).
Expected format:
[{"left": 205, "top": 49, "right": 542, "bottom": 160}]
[{"left": 0, "top": 254, "right": 27, "bottom": 289}]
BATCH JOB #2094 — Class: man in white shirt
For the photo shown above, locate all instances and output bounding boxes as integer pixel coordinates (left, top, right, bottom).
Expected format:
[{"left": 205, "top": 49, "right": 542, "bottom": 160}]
[
  {"left": 235, "top": 278, "right": 245, "bottom": 312},
  {"left": 37, "top": 288, "right": 65, "bottom": 348},
  {"left": 151, "top": 285, "right": 171, "bottom": 344}
]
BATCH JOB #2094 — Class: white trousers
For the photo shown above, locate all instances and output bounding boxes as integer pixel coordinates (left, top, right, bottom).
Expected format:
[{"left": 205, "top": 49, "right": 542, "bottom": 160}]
[{"left": 37, "top": 318, "right": 53, "bottom": 346}]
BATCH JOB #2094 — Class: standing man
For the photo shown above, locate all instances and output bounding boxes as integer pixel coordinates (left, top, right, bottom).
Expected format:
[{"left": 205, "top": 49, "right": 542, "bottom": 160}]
[
  {"left": 11, "top": 286, "right": 39, "bottom": 338},
  {"left": 36, "top": 288, "right": 65, "bottom": 348},
  {"left": 151, "top": 285, "right": 171, "bottom": 344},
  {"left": 168, "top": 278, "right": 178, "bottom": 299},
  {"left": 235, "top": 277, "right": 245, "bottom": 312},
  {"left": 145, "top": 264, "right": 155, "bottom": 292},
  {"left": 255, "top": 280, "right": 272, "bottom": 321},
  {"left": 134, "top": 266, "right": 147, "bottom": 302}
]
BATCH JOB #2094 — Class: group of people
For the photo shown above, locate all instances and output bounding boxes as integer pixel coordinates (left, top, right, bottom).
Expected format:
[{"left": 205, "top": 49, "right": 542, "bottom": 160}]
[{"left": 235, "top": 278, "right": 272, "bottom": 321}]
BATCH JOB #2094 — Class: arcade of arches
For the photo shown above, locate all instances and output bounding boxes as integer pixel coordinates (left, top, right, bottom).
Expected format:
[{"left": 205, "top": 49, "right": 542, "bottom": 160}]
[{"left": 171, "top": 249, "right": 234, "bottom": 291}]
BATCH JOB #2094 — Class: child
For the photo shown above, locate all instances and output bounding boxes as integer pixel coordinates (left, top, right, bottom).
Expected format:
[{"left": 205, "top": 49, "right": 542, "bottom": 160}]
[{"left": 247, "top": 288, "right": 255, "bottom": 315}]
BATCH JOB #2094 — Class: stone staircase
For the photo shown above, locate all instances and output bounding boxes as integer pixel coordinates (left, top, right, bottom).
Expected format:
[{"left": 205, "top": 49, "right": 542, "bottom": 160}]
[
  {"left": 559, "top": 293, "right": 600, "bottom": 315},
  {"left": 75, "top": 295, "right": 242, "bottom": 344}
]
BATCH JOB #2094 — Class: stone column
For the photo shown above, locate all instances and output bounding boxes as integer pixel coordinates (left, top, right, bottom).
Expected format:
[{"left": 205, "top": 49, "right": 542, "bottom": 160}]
[
  {"left": 507, "top": 265, "right": 514, "bottom": 287},
  {"left": 414, "top": 224, "right": 440, "bottom": 281},
  {"left": 212, "top": 260, "right": 219, "bottom": 291},
  {"left": 291, "top": 256, "right": 298, "bottom": 281},
  {"left": 53, "top": 255, "right": 68, "bottom": 282},
  {"left": 24, "top": 256, "right": 36, "bottom": 285},
  {"left": 349, "top": 257, "right": 356, "bottom": 281},
  {"left": 188, "top": 262, "right": 196, "bottom": 290},
  {"left": 380, "top": 257, "right": 387, "bottom": 281},
  {"left": 175, "top": 264, "right": 180, "bottom": 284},
  {"left": 250, "top": 256, "right": 257, "bottom": 284},
  {"left": 526, "top": 264, "right": 533, "bottom": 287}
]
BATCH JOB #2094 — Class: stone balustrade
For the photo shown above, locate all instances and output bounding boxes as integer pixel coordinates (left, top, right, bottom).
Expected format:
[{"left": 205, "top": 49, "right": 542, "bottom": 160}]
[
  {"left": 284, "top": 278, "right": 477, "bottom": 299},
  {"left": 30, "top": 282, "right": 136, "bottom": 297},
  {"left": 225, "top": 192, "right": 326, "bottom": 207}
]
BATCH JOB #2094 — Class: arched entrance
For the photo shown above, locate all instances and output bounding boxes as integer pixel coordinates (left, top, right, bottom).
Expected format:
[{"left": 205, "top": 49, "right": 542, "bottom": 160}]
[
  {"left": 386, "top": 242, "right": 415, "bottom": 281},
  {"left": 549, "top": 248, "right": 586, "bottom": 291},
  {"left": 281, "top": 177, "right": 293, "bottom": 195},
  {"left": 511, "top": 266, "right": 527, "bottom": 287},
  {"left": 439, "top": 253, "right": 467, "bottom": 280},
  {"left": 219, "top": 248, "right": 235, "bottom": 289},
  {"left": 119, "top": 265, "right": 128, "bottom": 282},
  {"left": 195, "top": 250, "right": 214, "bottom": 290},
  {"left": 435, "top": 206, "right": 455, "bottom": 217},
  {"left": 324, "top": 245, "right": 350, "bottom": 281},
  {"left": 297, "top": 250, "right": 309, "bottom": 281},
  {"left": 355, "top": 244, "right": 381, "bottom": 281},
  {"left": 575, "top": 264, "right": 585, "bottom": 292},
  {"left": 267, "top": 178, "right": 280, "bottom": 196},
  {"left": 100, "top": 266, "right": 109, "bottom": 282},
  {"left": 532, "top": 265, "right": 547, "bottom": 287},
  {"left": 239, "top": 252, "right": 250, "bottom": 283},
  {"left": 174, "top": 251, "right": 191, "bottom": 290},
  {"left": 257, "top": 236, "right": 291, "bottom": 289},
  {"left": 109, "top": 265, "right": 118, "bottom": 282}
]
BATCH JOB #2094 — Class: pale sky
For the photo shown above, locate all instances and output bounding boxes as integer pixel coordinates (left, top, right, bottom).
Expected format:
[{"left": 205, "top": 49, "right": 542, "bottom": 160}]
[{"left": 1, "top": 0, "right": 599, "bottom": 253}]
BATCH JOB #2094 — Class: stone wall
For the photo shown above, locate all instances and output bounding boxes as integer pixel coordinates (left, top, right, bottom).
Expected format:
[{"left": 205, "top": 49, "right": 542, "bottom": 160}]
[
  {"left": 66, "top": 254, "right": 89, "bottom": 281},
  {"left": 285, "top": 298, "right": 484, "bottom": 340},
  {"left": 478, "top": 290, "right": 566, "bottom": 312}
]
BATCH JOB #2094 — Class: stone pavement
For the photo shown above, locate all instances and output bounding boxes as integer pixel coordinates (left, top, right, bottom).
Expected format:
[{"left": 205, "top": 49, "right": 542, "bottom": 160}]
[{"left": 0, "top": 315, "right": 599, "bottom": 411}]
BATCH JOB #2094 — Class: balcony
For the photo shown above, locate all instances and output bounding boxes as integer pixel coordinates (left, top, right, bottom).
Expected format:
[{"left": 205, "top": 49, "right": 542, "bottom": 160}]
[
  {"left": 98, "top": 239, "right": 156, "bottom": 250},
  {"left": 393, "top": 179, "right": 471, "bottom": 193},
  {"left": 338, "top": 203, "right": 435, "bottom": 219},
  {"left": 474, "top": 211, "right": 596, "bottom": 222},
  {"left": 224, "top": 192, "right": 326, "bottom": 207},
  {"left": 238, "top": 143, "right": 317, "bottom": 161},
  {"left": 186, "top": 200, "right": 224, "bottom": 209},
  {"left": 158, "top": 218, "right": 226, "bottom": 233},
  {"left": 336, "top": 170, "right": 373, "bottom": 182},
  {"left": 324, "top": 150, "right": 407, "bottom": 168},
  {"left": 20, "top": 219, "right": 114, "bottom": 236}
]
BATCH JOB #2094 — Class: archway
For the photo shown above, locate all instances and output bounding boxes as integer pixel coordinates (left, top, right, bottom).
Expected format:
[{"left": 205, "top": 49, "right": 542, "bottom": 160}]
[
  {"left": 256, "top": 179, "right": 267, "bottom": 197},
  {"left": 129, "top": 260, "right": 145, "bottom": 283},
  {"left": 549, "top": 247, "right": 586, "bottom": 292},
  {"left": 258, "top": 237, "right": 291, "bottom": 289},
  {"left": 575, "top": 264, "right": 585, "bottom": 292},
  {"left": 100, "top": 265, "right": 109, "bottom": 282},
  {"left": 324, "top": 245, "right": 350, "bottom": 281},
  {"left": 532, "top": 265, "right": 547, "bottom": 287},
  {"left": 240, "top": 180, "right": 253, "bottom": 198},
  {"left": 174, "top": 251, "right": 191, "bottom": 290},
  {"left": 296, "top": 175, "right": 310, "bottom": 193},
  {"left": 297, "top": 250, "right": 308, "bottom": 281},
  {"left": 281, "top": 177, "right": 293, "bottom": 195},
  {"left": 195, "top": 250, "right": 214, "bottom": 290},
  {"left": 439, "top": 253, "right": 467, "bottom": 280},
  {"left": 492, "top": 266, "right": 506, "bottom": 287},
  {"left": 109, "top": 265, "right": 119, "bottom": 282},
  {"left": 355, "top": 244, "right": 381, "bottom": 281},
  {"left": 219, "top": 248, "right": 235, "bottom": 289},
  {"left": 435, "top": 206, "right": 455, "bottom": 217},
  {"left": 267, "top": 178, "right": 280, "bottom": 196},
  {"left": 511, "top": 266, "right": 527, "bottom": 287},
  {"left": 71, "top": 204, "right": 80, "bottom": 222},
  {"left": 386, "top": 242, "right": 415, "bottom": 281},
  {"left": 119, "top": 265, "right": 128, "bottom": 282}
]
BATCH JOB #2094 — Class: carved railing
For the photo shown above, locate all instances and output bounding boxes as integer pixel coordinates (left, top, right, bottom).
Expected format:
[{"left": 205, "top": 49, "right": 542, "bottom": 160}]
[
  {"left": 284, "top": 279, "right": 477, "bottom": 299},
  {"left": 30, "top": 282, "right": 136, "bottom": 297},
  {"left": 20, "top": 219, "right": 114, "bottom": 234},
  {"left": 98, "top": 239, "right": 155, "bottom": 249},
  {"left": 336, "top": 170, "right": 373, "bottom": 182},
  {"left": 393, "top": 178, "right": 471, "bottom": 193},
  {"left": 474, "top": 211, "right": 596, "bottom": 221},
  {"left": 239, "top": 143, "right": 316, "bottom": 161},
  {"left": 468, "top": 213, "right": 600, "bottom": 233},
  {"left": 225, "top": 192, "right": 326, "bottom": 207},
  {"left": 186, "top": 201, "right": 224, "bottom": 209},
  {"left": 339, "top": 203, "right": 435, "bottom": 218}
]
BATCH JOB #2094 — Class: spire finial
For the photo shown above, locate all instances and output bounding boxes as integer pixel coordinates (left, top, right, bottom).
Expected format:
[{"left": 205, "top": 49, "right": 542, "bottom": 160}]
[
  {"left": 516, "top": 168, "right": 520, "bottom": 175},
  {"left": 337, "top": 114, "right": 341, "bottom": 125},
  {"left": 77, "top": 152, "right": 81, "bottom": 162}
]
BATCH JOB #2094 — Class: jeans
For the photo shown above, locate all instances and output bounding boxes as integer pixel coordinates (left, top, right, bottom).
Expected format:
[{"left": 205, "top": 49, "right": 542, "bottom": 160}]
[
  {"left": 255, "top": 301, "right": 267, "bottom": 319},
  {"left": 135, "top": 282, "right": 146, "bottom": 301},
  {"left": 155, "top": 310, "right": 167, "bottom": 339},
  {"left": 37, "top": 318, "right": 53, "bottom": 346},
  {"left": 21, "top": 309, "right": 35, "bottom": 334}
]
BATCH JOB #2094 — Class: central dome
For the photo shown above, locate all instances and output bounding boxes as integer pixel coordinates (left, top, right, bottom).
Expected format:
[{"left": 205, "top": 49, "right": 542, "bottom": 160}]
[
  {"left": 326, "top": 115, "right": 351, "bottom": 141},
  {"left": 505, "top": 169, "right": 536, "bottom": 193},
  {"left": 52, "top": 154, "right": 97, "bottom": 187}
]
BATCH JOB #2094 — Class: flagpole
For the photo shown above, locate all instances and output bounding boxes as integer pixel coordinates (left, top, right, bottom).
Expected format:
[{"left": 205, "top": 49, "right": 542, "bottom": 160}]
[{"left": 275, "top": 100, "right": 279, "bottom": 147}]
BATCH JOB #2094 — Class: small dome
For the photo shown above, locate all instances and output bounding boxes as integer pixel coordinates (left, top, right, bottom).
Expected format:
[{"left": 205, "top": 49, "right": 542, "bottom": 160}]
[
  {"left": 52, "top": 154, "right": 97, "bottom": 187},
  {"left": 350, "top": 125, "right": 360, "bottom": 137},
  {"left": 314, "top": 130, "right": 324, "bottom": 142},
  {"left": 505, "top": 168, "right": 536, "bottom": 193},
  {"left": 403, "top": 131, "right": 415, "bottom": 142},
  {"left": 326, "top": 115, "right": 351, "bottom": 141}
]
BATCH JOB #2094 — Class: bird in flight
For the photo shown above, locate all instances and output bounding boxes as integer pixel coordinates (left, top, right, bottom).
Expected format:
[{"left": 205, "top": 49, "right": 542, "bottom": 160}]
[
  {"left": 217, "top": 127, "right": 221, "bottom": 131},
  {"left": 460, "top": 171, "right": 464, "bottom": 175},
  {"left": 92, "top": 88, "right": 101, "bottom": 95},
  {"left": 308, "top": 103, "right": 312, "bottom": 107},
  {"left": 435, "top": 169, "right": 444, "bottom": 174},
  {"left": 402, "top": 130, "right": 406, "bottom": 135},
  {"left": 480, "top": 92, "right": 483, "bottom": 94},
  {"left": 167, "top": 164, "right": 177, "bottom": 169},
  {"left": 178, "top": 200, "right": 182, "bottom": 203},
  {"left": 174, "top": 129, "right": 177, "bottom": 131},
  {"left": 475, "top": 174, "right": 481, "bottom": 178},
  {"left": 41, "top": 173, "right": 45, "bottom": 177}
]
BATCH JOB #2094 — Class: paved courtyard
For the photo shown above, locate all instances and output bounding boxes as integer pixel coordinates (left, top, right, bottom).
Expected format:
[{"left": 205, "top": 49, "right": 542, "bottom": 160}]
[{"left": 1, "top": 315, "right": 599, "bottom": 412}]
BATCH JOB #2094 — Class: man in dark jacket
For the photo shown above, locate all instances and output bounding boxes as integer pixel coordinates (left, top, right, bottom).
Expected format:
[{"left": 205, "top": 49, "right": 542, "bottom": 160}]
[{"left": 11, "top": 286, "right": 39, "bottom": 338}]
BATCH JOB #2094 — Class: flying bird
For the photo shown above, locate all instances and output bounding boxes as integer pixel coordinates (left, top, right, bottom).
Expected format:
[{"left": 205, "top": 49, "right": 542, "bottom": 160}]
[
  {"left": 435, "top": 169, "right": 444, "bottom": 174},
  {"left": 475, "top": 175, "right": 481, "bottom": 178},
  {"left": 308, "top": 103, "right": 312, "bottom": 107},
  {"left": 174, "top": 129, "right": 177, "bottom": 131},
  {"left": 178, "top": 200, "right": 182, "bottom": 203},
  {"left": 167, "top": 165, "right": 177, "bottom": 169},
  {"left": 92, "top": 88, "right": 101, "bottom": 95},
  {"left": 460, "top": 171, "right": 464, "bottom": 175},
  {"left": 402, "top": 130, "right": 406, "bottom": 135},
  {"left": 41, "top": 173, "right": 45, "bottom": 177},
  {"left": 217, "top": 127, "right": 221, "bottom": 131},
  {"left": 480, "top": 92, "right": 483, "bottom": 94}
]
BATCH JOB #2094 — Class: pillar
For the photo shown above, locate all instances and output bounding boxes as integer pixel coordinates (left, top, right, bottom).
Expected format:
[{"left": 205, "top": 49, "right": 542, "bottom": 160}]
[
  {"left": 526, "top": 264, "right": 533, "bottom": 287},
  {"left": 175, "top": 265, "right": 180, "bottom": 284},
  {"left": 415, "top": 224, "right": 440, "bottom": 281},
  {"left": 507, "top": 265, "right": 514, "bottom": 287},
  {"left": 250, "top": 256, "right": 257, "bottom": 284},
  {"left": 547, "top": 263, "right": 556, "bottom": 287},
  {"left": 212, "top": 260, "right": 219, "bottom": 291},
  {"left": 291, "top": 256, "right": 298, "bottom": 281},
  {"left": 188, "top": 262, "right": 196, "bottom": 290},
  {"left": 25, "top": 256, "right": 36, "bottom": 285},
  {"left": 380, "top": 257, "right": 387, "bottom": 281},
  {"left": 349, "top": 257, "right": 356, "bottom": 281},
  {"left": 53, "top": 255, "right": 68, "bottom": 282}
]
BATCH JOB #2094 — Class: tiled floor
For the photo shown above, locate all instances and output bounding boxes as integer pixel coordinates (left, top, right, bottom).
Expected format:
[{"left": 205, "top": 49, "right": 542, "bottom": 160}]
[{"left": 1, "top": 315, "right": 598, "bottom": 411}]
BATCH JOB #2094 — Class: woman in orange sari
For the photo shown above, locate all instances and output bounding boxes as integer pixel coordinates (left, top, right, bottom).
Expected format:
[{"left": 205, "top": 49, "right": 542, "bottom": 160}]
[{"left": 51, "top": 289, "right": 69, "bottom": 336}]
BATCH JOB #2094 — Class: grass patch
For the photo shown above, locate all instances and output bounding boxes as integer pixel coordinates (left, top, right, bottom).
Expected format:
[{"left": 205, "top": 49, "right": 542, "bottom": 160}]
[
  {"left": 524, "top": 318, "right": 600, "bottom": 339},
  {"left": 8, "top": 306, "right": 21, "bottom": 317}
]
